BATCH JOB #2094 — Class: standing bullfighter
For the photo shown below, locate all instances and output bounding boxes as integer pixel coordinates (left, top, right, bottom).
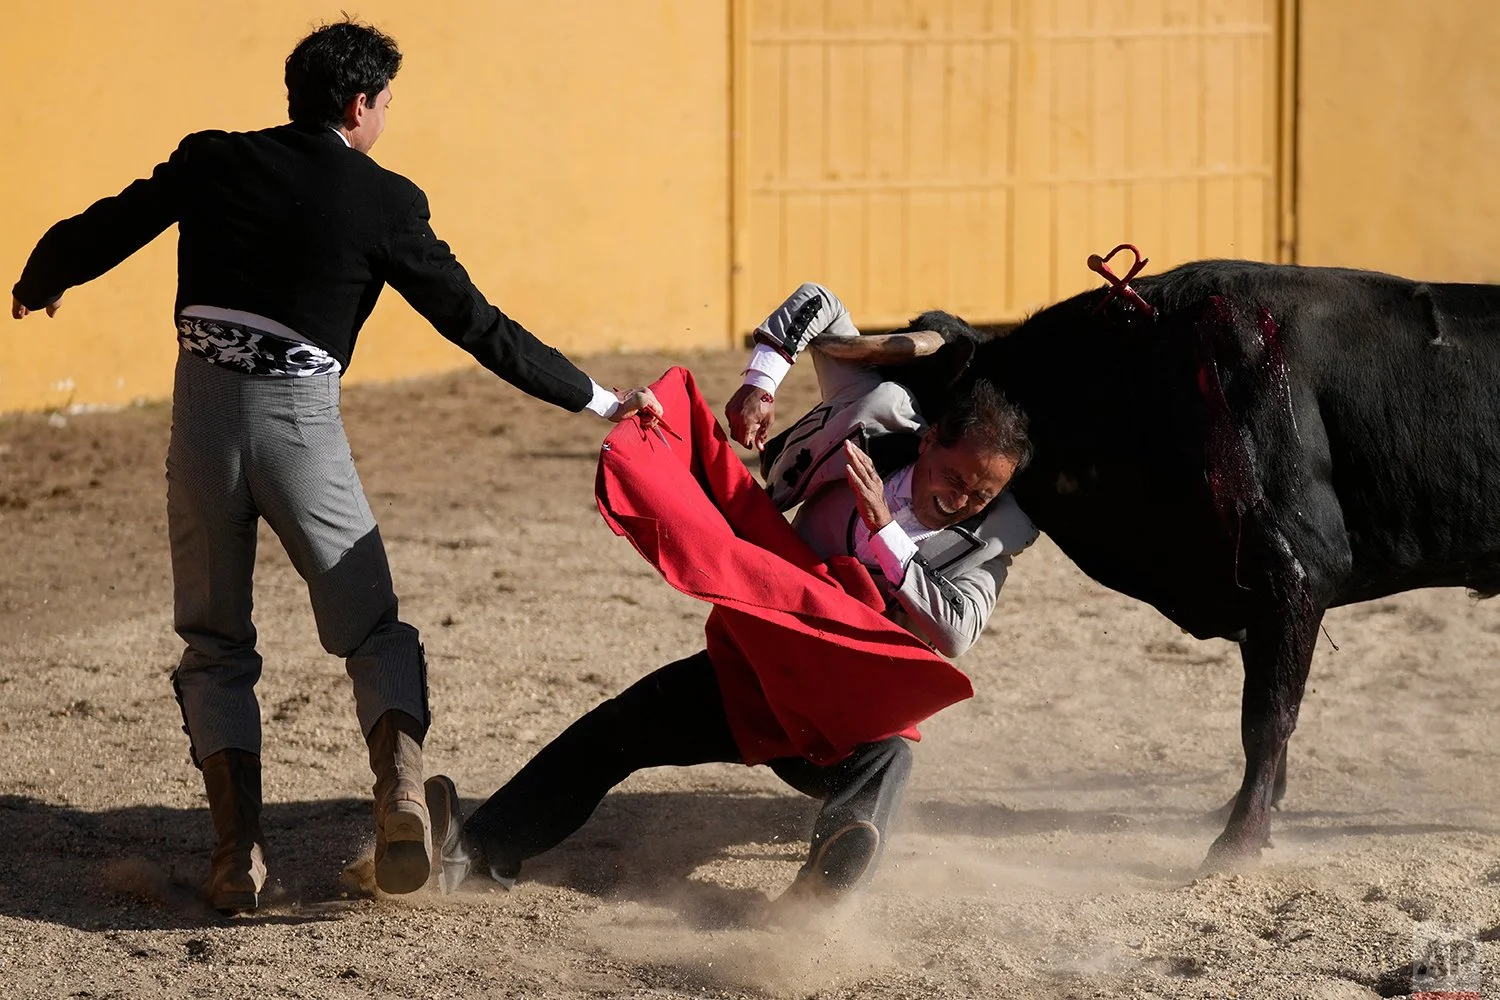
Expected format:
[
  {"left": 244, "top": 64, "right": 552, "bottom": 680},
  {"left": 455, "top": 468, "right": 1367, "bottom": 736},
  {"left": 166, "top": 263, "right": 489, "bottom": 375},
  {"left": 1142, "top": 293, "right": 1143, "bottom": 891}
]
[
  {"left": 427, "top": 283, "right": 1037, "bottom": 899},
  {"left": 9, "top": 18, "right": 658, "bottom": 913}
]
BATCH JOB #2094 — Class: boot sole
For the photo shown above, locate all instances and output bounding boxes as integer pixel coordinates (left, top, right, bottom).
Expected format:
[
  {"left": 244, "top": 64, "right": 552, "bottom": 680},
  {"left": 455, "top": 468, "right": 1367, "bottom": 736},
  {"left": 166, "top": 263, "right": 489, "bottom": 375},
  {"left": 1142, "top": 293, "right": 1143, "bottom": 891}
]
[
  {"left": 809, "top": 821, "right": 880, "bottom": 894},
  {"left": 376, "top": 806, "right": 432, "bottom": 895}
]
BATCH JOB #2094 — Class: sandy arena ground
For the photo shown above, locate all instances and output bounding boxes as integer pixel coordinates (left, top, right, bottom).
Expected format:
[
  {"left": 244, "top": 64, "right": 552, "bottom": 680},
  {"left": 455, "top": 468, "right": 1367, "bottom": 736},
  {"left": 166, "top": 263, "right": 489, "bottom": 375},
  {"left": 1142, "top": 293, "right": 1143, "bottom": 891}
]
[{"left": 3, "top": 350, "right": 1500, "bottom": 999}]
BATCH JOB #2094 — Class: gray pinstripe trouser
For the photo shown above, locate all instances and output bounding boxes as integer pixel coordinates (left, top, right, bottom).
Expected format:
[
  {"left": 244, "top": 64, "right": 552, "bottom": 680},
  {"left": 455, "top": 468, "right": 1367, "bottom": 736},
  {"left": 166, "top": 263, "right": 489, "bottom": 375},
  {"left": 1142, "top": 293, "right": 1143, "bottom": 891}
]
[{"left": 167, "top": 350, "right": 427, "bottom": 765}]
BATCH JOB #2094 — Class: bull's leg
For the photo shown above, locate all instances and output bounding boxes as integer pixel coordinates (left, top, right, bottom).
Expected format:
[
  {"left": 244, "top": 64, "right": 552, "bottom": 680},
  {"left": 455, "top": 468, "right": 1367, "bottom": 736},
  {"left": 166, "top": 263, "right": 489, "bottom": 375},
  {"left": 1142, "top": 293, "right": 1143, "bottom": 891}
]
[
  {"left": 1203, "top": 599, "right": 1322, "bottom": 870},
  {"left": 1271, "top": 743, "right": 1289, "bottom": 809},
  {"left": 1194, "top": 307, "right": 1348, "bottom": 867},
  {"left": 1206, "top": 741, "right": 1289, "bottom": 822}
]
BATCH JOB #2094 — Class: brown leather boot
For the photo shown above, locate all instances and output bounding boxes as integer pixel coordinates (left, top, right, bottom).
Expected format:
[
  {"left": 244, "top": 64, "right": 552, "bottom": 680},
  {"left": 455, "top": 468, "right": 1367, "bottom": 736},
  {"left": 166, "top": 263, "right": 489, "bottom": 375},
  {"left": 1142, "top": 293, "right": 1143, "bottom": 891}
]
[
  {"left": 367, "top": 710, "right": 432, "bottom": 894},
  {"left": 200, "top": 748, "right": 267, "bottom": 915}
]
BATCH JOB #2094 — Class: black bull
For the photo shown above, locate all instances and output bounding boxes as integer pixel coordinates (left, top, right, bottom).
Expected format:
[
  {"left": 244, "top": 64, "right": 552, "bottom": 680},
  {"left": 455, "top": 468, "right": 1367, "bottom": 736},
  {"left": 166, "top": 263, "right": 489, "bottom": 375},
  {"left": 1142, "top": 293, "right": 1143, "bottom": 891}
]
[{"left": 908, "top": 259, "right": 1500, "bottom": 867}]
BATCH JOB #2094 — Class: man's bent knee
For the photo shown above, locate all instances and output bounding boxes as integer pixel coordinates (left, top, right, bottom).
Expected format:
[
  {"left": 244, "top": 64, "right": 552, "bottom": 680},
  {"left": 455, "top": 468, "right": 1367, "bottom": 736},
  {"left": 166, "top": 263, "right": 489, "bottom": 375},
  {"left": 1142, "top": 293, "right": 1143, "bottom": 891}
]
[{"left": 318, "top": 602, "right": 400, "bottom": 659}]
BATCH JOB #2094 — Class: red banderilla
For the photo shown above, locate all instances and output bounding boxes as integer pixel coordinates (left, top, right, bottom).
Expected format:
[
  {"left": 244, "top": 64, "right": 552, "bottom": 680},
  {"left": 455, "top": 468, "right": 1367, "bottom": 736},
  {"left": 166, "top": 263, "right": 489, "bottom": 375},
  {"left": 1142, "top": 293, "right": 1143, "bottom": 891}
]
[{"left": 1087, "top": 244, "right": 1155, "bottom": 317}]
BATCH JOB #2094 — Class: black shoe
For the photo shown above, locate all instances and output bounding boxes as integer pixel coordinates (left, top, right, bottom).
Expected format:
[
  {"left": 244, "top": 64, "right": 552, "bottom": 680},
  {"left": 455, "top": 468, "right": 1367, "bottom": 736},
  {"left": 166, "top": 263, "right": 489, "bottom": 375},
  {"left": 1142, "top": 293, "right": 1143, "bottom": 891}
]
[
  {"left": 790, "top": 820, "right": 881, "bottom": 899},
  {"left": 430, "top": 782, "right": 524, "bottom": 891},
  {"left": 423, "top": 775, "right": 473, "bottom": 894}
]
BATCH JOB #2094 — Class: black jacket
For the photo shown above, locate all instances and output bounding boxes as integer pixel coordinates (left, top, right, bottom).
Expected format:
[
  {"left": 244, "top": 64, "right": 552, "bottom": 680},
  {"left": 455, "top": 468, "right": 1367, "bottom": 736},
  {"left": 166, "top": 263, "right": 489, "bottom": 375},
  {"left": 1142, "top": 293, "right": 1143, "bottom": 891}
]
[{"left": 13, "top": 122, "right": 592, "bottom": 410}]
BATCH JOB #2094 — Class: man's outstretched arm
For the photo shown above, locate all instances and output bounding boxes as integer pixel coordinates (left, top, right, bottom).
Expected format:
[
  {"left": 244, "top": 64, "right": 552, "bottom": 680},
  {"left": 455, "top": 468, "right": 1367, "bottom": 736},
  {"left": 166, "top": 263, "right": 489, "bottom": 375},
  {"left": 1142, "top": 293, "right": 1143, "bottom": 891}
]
[
  {"left": 380, "top": 188, "right": 656, "bottom": 421},
  {"left": 12, "top": 144, "right": 186, "bottom": 317}
]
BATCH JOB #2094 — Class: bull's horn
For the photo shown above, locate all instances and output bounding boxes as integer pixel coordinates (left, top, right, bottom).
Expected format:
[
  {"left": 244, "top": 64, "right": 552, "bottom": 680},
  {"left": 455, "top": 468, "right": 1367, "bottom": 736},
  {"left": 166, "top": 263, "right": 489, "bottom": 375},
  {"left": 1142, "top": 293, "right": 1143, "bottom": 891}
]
[{"left": 809, "top": 330, "right": 946, "bottom": 363}]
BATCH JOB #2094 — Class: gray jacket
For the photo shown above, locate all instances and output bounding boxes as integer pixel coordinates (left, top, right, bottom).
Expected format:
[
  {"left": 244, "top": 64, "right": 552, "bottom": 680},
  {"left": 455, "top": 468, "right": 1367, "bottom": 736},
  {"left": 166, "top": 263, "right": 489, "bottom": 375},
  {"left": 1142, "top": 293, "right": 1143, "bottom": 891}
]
[{"left": 758, "top": 283, "right": 1038, "bottom": 657}]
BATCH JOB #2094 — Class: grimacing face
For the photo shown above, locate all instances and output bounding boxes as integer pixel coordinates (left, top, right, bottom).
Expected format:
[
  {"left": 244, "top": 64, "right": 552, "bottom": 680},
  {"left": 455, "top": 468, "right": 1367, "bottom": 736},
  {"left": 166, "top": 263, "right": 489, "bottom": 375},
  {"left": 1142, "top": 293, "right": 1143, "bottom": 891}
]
[{"left": 910, "top": 427, "right": 1021, "bottom": 530}]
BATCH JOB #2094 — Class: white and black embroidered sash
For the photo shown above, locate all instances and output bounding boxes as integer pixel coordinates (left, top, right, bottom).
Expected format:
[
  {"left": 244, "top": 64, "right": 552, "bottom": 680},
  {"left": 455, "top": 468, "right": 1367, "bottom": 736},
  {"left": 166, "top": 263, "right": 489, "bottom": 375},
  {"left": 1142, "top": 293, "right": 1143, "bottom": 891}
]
[{"left": 176, "top": 315, "right": 340, "bottom": 377}]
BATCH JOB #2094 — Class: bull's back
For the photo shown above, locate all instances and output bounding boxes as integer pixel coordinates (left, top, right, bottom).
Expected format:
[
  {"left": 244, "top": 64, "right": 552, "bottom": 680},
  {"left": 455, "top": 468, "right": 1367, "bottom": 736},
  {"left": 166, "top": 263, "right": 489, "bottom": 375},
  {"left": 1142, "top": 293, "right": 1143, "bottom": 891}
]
[
  {"left": 1277, "top": 270, "right": 1500, "bottom": 601},
  {"left": 989, "top": 261, "right": 1500, "bottom": 634}
]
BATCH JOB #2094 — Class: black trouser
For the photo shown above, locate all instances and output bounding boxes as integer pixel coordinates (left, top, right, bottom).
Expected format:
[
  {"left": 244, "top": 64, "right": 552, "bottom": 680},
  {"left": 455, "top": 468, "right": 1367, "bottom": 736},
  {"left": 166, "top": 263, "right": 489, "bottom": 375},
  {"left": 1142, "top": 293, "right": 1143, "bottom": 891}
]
[{"left": 461, "top": 650, "right": 911, "bottom": 888}]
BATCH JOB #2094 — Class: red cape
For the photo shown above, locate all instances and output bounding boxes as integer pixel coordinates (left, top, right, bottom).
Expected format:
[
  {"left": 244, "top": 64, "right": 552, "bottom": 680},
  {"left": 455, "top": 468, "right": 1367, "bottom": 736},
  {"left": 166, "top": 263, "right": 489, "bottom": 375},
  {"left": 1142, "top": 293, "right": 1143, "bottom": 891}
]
[{"left": 594, "top": 367, "right": 972, "bottom": 766}]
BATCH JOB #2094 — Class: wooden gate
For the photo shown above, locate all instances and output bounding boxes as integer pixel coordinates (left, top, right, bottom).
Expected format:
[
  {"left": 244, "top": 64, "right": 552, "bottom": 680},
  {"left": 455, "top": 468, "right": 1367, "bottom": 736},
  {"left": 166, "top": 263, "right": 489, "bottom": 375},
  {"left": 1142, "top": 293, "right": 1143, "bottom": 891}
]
[{"left": 731, "top": 0, "right": 1288, "bottom": 335}]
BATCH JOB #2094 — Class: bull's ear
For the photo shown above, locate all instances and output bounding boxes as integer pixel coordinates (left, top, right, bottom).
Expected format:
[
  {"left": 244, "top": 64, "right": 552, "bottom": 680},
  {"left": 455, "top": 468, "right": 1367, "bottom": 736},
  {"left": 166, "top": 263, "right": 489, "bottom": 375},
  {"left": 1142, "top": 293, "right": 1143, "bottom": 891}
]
[{"left": 809, "top": 330, "right": 946, "bottom": 363}]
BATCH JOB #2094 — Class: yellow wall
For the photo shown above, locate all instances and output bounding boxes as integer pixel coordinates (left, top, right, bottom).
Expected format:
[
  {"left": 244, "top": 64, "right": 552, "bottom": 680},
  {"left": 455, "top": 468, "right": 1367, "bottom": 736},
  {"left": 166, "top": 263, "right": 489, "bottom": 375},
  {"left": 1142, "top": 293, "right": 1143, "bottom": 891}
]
[
  {"left": 1297, "top": 0, "right": 1500, "bottom": 281},
  {"left": 1, "top": 1, "right": 730, "bottom": 413}
]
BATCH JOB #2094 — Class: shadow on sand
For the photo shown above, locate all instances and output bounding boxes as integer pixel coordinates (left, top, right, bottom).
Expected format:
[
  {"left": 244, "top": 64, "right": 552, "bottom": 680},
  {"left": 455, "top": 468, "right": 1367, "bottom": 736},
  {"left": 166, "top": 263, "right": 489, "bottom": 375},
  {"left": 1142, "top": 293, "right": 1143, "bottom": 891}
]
[
  {"left": 4, "top": 784, "right": 1488, "bottom": 933},
  {"left": 0, "top": 790, "right": 817, "bottom": 933},
  {"left": 0, "top": 794, "right": 373, "bottom": 932}
]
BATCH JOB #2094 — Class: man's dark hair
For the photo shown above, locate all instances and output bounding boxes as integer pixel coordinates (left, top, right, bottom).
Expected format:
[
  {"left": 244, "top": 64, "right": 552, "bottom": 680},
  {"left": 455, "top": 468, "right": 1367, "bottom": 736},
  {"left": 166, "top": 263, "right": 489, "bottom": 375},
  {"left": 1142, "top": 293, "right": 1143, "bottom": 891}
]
[
  {"left": 933, "top": 377, "right": 1033, "bottom": 471},
  {"left": 285, "top": 19, "right": 402, "bottom": 127}
]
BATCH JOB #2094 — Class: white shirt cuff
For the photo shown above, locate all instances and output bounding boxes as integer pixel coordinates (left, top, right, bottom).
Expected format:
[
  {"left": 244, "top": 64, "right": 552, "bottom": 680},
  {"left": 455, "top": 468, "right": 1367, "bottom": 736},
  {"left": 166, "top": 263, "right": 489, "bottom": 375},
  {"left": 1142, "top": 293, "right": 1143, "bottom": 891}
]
[
  {"left": 869, "top": 519, "right": 919, "bottom": 586},
  {"left": 584, "top": 379, "right": 621, "bottom": 419},
  {"left": 741, "top": 342, "right": 792, "bottom": 395}
]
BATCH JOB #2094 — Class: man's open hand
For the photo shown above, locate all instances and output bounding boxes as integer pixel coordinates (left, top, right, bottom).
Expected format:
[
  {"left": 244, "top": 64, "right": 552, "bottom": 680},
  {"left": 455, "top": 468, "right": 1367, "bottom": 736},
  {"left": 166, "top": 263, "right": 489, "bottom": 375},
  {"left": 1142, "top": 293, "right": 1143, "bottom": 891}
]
[
  {"left": 844, "top": 439, "right": 892, "bottom": 532},
  {"left": 11, "top": 294, "right": 62, "bottom": 319},
  {"left": 725, "top": 383, "right": 775, "bottom": 450}
]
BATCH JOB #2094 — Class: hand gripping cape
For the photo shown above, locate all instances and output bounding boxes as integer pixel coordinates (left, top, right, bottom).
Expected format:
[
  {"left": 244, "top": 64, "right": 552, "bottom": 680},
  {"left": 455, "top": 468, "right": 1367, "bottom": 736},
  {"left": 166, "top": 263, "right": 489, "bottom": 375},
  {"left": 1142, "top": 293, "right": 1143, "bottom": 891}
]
[{"left": 594, "top": 367, "right": 973, "bottom": 766}]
